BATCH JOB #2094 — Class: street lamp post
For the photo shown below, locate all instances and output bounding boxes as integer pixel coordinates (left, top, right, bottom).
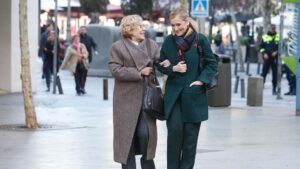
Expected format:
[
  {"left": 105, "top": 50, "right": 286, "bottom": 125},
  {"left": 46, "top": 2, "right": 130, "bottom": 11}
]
[
  {"left": 66, "top": 0, "right": 71, "bottom": 45},
  {"left": 52, "top": 0, "right": 58, "bottom": 94},
  {"left": 296, "top": 1, "right": 300, "bottom": 115},
  {"left": 276, "top": 2, "right": 285, "bottom": 100}
]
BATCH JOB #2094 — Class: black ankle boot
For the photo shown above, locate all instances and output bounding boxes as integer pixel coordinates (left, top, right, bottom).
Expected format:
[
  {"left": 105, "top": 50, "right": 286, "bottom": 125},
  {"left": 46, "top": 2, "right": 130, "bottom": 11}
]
[{"left": 272, "top": 88, "right": 277, "bottom": 95}]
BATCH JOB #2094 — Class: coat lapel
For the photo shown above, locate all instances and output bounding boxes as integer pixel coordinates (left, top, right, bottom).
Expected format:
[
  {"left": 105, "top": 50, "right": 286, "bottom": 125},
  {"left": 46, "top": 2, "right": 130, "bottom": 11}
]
[{"left": 122, "top": 39, "right": 151, "bottom": 71}]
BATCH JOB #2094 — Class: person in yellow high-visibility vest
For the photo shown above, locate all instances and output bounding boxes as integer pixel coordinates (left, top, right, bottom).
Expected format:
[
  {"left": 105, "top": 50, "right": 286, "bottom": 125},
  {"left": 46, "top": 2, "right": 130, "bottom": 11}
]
[{"left": 260, "top": 24, "right": 280, "bottom": 95}]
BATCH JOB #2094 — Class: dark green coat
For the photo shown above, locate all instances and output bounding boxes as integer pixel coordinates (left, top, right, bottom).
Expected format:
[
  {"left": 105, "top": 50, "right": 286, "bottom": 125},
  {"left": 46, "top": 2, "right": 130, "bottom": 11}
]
[{"left": 158, "top": 33, "right": 217, "bottom": 122}]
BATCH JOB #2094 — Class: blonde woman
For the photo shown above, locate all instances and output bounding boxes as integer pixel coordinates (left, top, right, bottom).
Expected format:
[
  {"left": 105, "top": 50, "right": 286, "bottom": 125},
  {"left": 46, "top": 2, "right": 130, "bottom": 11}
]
[
  {"left": 158, "top": 8, "right": 217, "bottom": 169},
  {"left": 108, "top": 15, "right": 159, "bottom": 169},
  {"left": 61, "top": 35, "right": 89, "bottom": 95}
]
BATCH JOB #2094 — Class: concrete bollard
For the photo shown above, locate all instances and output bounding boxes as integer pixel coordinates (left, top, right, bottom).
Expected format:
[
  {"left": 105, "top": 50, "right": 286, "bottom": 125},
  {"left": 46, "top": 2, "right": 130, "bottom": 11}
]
[
  {"left": 103, "top": 79, "right": 108, "bottom": 100},
  {"left": 247, "top": 76, "right": 263, "bottom": 106}
]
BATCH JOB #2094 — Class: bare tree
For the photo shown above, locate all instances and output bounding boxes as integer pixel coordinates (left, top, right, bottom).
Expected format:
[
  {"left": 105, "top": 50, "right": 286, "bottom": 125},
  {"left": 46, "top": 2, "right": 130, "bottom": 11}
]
[
  {"left": 256, "top": 0, "right": 280, "bottom": 33},
  {"left": 19, "top": 0, "right": 39, "bottom": 128},
  {"left": 80, "top": 0, "right": 109, "bottom": 24},
  {"left": 121, "top": 0, "right": 153, "bottom": 19}
]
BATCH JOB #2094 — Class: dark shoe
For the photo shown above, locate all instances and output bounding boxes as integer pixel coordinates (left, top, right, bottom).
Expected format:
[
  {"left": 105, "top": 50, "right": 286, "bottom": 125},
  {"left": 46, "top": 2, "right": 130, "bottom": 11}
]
[
  {"left": 46, "top": 88, "right": 50, "bottom": 92},
  {"left": 272, "top": 88, "right": 277, "bottom": 95},
  {"left": 80, "top": 88, "right": 86, "bottom": 94},
  {"left": 284, "top": 91, "right": 296, "bottom": 96},
  {"left": 289, "top": 89, "right": 296, "bottom": 96},
  {"left": 285, "top": 88, "right": 296, "bottom": 96},
  {"left": 76, "top": 91, "right": 81, "bottom": 96}
]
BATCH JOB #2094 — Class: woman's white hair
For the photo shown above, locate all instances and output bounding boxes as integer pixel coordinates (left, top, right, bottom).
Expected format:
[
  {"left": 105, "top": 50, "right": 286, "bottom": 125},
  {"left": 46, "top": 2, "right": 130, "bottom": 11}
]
[{"left": 120, "top": 15, "right": 143, "bottom": 38}]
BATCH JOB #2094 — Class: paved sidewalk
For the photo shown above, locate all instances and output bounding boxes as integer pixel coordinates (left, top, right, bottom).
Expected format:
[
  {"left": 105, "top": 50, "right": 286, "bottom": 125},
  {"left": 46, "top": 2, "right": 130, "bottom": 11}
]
[{"left": 0, "top": 70, "right": 300, "bottom": 169}]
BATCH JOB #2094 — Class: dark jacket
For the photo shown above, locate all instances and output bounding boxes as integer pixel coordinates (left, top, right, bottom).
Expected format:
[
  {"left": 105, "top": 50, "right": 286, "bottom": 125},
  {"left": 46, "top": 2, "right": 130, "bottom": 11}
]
[
  {"left": 44, "top": 40, "right": 60, "bottom": 73},
  {"left": 157, "top": 33, "right": 217, "bottom": 122},
  {"left": 39, "top": 30, "right": 49, "bottom": 58},
  {"left": 80, "top": 34, "right": 97, "bottom": 63},
  {"left": 260, "top": 33, "right": 280, "bottom": 57}
]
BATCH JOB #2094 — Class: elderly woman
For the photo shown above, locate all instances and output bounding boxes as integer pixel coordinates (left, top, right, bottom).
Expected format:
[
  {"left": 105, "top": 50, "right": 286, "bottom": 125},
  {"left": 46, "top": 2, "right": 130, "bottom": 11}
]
[
  {"left": 158, "top": 8, "right": 217, "bottom": 169},
  {"left": 61, "top": 34, "right": 89, "bottom": 95},
  {"left": 108, "top": 15, "right": 159, "bottom": 169}
]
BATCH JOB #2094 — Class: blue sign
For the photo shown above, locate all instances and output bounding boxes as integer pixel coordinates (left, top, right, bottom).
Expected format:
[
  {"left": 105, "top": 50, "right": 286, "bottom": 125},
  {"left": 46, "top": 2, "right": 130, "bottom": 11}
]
[{"left": 191, "top": 0, "right": 209, "bottom": 17}]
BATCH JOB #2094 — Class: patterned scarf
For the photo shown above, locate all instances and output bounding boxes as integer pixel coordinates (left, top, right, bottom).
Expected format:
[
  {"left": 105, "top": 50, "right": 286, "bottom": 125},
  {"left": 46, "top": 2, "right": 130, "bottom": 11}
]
[
  {"left": 72, "top": 42, "right": 82, "bottom": 62},
  {"left": 174, "top": 26, "right": 197, "bottom": 62},
  {"left": 72, "top": 42, "right": 81, "bottom": 53}
]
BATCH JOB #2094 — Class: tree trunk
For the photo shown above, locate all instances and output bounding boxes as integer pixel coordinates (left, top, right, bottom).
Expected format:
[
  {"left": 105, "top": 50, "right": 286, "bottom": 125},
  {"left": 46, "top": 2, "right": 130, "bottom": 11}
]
[
  {"left": 230, "top": 6, "right": 245, "bottom": 72},
  {"left": 260, "top": 0, "right": 272, "bottom": 33},
  {"left": 262, "top": 0, "right": 272, "bottom": 33},
  {"left": 19, "top": 0, "right": 39, "bottom": 128},
  {"left": 89, "top": 12, "right": 100, "bottom": 24}
]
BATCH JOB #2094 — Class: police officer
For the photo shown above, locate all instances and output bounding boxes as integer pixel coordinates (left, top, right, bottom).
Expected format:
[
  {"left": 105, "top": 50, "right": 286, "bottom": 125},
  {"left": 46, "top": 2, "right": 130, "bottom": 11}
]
[
  {"left": 260, "top": 24, "right": 280, "bottom": 95},
  {"left": 282, "top": 32, "right": 296, "bottom": 95}
]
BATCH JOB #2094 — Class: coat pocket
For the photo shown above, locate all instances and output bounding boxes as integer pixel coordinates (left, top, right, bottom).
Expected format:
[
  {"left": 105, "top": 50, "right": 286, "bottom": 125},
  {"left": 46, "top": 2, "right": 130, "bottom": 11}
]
[{"left": 182, "top": 85, "right": 205, "bottom": 94}]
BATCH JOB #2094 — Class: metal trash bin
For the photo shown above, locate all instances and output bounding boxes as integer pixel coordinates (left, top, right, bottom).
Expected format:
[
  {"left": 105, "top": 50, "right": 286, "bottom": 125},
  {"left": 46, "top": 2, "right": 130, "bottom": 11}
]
[
  {"left": 247, "top": 76, "right": 263, "bottom": 106},
  {"left": 208, "top": 57, "right": 231, "bottom": 107}
]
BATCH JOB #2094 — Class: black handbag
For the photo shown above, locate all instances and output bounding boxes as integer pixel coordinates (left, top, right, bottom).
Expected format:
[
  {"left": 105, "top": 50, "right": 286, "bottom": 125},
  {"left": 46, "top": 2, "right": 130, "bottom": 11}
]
[
  {"left": 142, "top": 39, "right": 165, "bottom": 120},
  {"left": 142, "top": 75, "right": 165, "bottom": 120},
  {"left": 196, "top": 34, "right": 219, "bottom": 91}
]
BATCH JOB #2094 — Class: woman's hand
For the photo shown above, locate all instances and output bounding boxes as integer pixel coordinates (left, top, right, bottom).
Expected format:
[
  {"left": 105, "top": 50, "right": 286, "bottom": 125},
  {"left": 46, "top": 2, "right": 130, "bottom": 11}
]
[
  {"left": 271, "top": 51, "right": 278, "bottom": 57},
  {"left": 140, "top": 67, "right": 153, "bottom": 76},
  {"left": 263, "top": 53, "right": 269, "bottom": 60},
  {"left": 189, "top": 81, "right": 203, "bottom": 87},
  {"left": 173, "top": 61, "right": 187, "bottom": 73},
  {"left": 77, "top": 53, "right": 83, "bottom": 57},
  {"left": 160, "top": 59, "right": 171, "bottom": 67}
]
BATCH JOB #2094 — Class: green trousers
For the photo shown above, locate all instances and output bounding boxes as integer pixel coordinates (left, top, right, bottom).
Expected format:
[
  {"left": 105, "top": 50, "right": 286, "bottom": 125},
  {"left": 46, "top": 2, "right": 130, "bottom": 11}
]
[{"left": 167, "top": 101, "right": 201, "bottom": 169}]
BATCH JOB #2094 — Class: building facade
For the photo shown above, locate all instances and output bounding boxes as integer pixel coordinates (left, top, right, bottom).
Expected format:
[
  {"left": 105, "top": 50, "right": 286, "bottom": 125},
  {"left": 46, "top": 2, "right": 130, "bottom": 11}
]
[{"left": 0, "top": 0, "right": 39, "bottom": 93}]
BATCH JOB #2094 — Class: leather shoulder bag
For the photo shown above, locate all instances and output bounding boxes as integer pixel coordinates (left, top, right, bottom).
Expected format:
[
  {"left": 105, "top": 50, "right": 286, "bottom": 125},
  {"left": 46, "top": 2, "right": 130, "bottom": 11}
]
[{"left": 142, "top": 39, "right": 165, "bottom": 120}]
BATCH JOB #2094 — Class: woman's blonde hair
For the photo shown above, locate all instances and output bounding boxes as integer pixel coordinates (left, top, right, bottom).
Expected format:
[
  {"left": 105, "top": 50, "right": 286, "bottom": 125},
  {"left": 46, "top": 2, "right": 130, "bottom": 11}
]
[
  {"left": 170, "top": 7, "right": 189, "bottom": 22},
  {"left": 169, "top": 7, "right": 198, "bottom": 32},
  {"left": 120, "top": 15, "right": 143, "bottom": 38}
]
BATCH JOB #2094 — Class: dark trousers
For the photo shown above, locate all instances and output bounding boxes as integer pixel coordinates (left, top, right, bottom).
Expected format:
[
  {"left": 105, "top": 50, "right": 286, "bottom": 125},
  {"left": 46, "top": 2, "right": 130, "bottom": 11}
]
[
  {"left": 81, "top": 69, "right": 88, "bottom": 89},
  {"left": 81, "top": 68, "right": 88, "bottom": 90},
  {"left": 43, "top": 62, "right": 52, "bottom": 89},
  {"left": 122, "top": 113, "right": 155, "bottom": 169},
  {"left": 283, "top": 64, "right": 296, "bottom": 93},
  {"left": 167, "top": 101, "right": 201, "bottom": 169},
  {"left": 261, "top": 58, "right": 278, "bottom": 90},
  {"left": 74, "top": 62, "right": 86, "bottom": 93}
]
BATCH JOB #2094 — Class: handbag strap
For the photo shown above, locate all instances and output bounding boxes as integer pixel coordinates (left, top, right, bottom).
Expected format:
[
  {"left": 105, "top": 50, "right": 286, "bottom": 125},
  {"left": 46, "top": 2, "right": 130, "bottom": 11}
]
[
  {"left": 195, "top": 33, "right": 205, "bottom": 71},
  {"left": 145, "top": 39, "right": 160, "bottom": 86},
  {"left": 196, "top": 34, "right": 219, "bottom": 71}
]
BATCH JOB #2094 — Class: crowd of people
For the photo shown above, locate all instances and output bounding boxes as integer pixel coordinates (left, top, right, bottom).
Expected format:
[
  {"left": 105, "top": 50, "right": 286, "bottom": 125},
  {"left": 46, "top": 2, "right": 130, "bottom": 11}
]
[
  {"left": 39, "top": 23, "right": 97, "bottom": 95},
  {"left": 213, "top": 23, "right": 296, "bottom": 96}
]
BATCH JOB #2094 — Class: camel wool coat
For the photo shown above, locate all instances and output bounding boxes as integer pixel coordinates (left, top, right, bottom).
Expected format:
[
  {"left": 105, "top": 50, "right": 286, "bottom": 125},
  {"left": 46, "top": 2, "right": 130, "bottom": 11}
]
[
  {"left": 60, "top": 43, "right": 89, "bottom": 73},
  {"left": 108, "top": 38, "right": 159, "bottom": 164}
]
